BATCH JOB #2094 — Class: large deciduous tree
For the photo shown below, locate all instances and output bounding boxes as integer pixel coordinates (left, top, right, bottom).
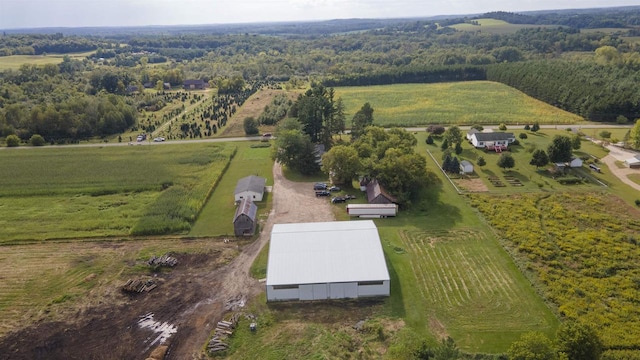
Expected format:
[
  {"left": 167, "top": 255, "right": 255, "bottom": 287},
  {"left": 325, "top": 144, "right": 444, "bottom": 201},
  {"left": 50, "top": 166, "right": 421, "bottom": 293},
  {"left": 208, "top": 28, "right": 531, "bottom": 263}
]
[
  {"left": 321, "top": 145, "right": 361, "bottom": 185},
  {"left": 630, "top": 119, "right": 640, "bottom": 149},
  {"left": 444, "top": 125, "right": 463, "bottom": 145},
  {"left": 272, "top": 126, "right": 319, "bottom": 175},
  {"left": 292, "top": 84, "right": 340, "bottom": 148},
  {"left": 556, "top": 322, "right": 602, "bottom": 360},
  {"left": 547, "top": 135, "right": 573, "bottom": 163},
  {"left": 507, "top": 332, "right": 557, "bottom": 360},
  {"left": 497, "top": 153, "right": 515, "bottom": 170},
  {"left": 530, "top": 149, "right": 549, "bottom": 169}
]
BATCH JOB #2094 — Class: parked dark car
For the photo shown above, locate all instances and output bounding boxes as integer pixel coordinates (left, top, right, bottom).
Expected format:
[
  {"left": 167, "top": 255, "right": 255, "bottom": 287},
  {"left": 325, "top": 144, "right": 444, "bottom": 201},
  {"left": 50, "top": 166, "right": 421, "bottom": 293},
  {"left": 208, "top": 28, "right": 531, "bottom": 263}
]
[
  {"left": 329, "top": 186, "right": 341, "bottom": 192},
  {"left": 315, "top": 190, "right": 331, "bottom": 197},
  {"left": 331, "top": 196, "right": 346, "bottom": 203},
  {"left": 313, "top": 183, "right": 327, "bottom": 190}
]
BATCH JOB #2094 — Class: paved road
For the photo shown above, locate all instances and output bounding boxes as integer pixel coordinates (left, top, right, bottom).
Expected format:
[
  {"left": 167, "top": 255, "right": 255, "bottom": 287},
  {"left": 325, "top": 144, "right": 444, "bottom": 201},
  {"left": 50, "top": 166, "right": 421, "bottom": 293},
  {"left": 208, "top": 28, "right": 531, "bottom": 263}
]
[{"left": 0, "top": 136, "right": 263, "bottom": 150}]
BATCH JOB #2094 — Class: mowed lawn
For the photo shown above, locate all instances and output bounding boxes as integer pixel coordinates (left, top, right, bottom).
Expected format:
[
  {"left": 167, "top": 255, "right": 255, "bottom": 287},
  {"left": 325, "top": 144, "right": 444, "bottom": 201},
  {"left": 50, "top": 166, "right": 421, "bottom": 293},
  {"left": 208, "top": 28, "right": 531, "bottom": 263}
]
[
  {"left": 450, "top": 19, "right": 559, "bottom": 35},
  {"left": 0, "top": 142, "right": 236, "bottom": 241},
  {"left": 189, "top": 142, "right": 275, "bottom": 237},
  {"left": 335, "top": 82, "right": 583, "bottom": 127}
]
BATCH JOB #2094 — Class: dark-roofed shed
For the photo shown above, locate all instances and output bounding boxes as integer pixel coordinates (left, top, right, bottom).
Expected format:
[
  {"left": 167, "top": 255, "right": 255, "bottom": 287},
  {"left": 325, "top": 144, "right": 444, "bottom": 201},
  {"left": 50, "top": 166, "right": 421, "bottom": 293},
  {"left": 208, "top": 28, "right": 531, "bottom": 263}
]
[{"left": 233, "top": 198, "right": 258, "bottom": 236}]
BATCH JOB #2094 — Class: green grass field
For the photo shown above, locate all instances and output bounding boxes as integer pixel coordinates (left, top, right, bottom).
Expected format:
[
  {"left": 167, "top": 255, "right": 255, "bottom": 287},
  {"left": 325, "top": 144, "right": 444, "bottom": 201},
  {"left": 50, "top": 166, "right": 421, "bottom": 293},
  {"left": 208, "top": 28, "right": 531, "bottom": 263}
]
[
  {"left": 0, "top": 51, "right": 95, "bottom": 70},
  {"left": 189, "top": 142, "right": 274, "bottom": 236},
  {"left": 450, "top": 19, "right": 558, "bottom": 35},
  {"left": 0, "top": 143, "right": 235, "bottom": 241},
  {"left": 335, "top": 82, "right": 583, "bottom": 127}
]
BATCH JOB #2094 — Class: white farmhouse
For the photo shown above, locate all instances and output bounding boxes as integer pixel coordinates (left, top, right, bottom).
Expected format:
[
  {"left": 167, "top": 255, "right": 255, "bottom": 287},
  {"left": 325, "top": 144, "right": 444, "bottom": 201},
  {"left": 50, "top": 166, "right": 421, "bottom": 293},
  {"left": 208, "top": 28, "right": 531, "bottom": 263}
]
[
  {"left": 469, "top": 132, "right": 516, "bottom": 151},
  {"left": 266, "top": 221, "right": 390, "bottom": 301}
]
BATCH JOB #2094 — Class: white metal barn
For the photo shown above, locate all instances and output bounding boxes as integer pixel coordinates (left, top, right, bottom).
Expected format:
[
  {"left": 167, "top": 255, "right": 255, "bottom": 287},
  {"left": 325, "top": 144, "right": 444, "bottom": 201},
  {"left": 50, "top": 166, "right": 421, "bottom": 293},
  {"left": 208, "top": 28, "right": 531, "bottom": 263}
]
[{"left": 266, "top": 221, "right": 390, "bottom": 302}]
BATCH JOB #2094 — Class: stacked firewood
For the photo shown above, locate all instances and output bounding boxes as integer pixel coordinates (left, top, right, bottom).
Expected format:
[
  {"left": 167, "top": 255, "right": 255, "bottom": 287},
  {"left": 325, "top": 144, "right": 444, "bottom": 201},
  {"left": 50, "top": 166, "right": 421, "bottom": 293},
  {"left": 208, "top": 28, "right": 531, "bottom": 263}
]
[
  {"left": 206, "top": 314, "right": 240, "bottom": 354},
  {"left": 122, "top": 278, "right": 157, "bottom": 293},
  {"left": 147, "top": 254, "right": 178, "bottom": 267}
]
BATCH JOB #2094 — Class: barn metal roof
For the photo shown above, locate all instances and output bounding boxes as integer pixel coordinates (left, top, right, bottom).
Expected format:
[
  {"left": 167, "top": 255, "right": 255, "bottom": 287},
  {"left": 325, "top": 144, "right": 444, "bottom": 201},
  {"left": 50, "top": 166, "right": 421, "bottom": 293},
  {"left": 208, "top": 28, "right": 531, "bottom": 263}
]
[
  {"left": 234, "top": 175, "right": 266, "bottom": 195},
  {"left": 266, "top": 221, "right": 390, "bottom": 286},
  {"left": 233, "top": 198, "right": 258, "bottom": 222}
]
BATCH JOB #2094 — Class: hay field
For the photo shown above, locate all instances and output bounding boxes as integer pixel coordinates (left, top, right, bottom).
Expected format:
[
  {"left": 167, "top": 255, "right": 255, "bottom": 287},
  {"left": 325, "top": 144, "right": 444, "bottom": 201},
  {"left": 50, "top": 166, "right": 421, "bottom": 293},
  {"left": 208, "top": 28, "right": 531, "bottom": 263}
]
[{"left": 335, "top": 82, "right": 583, "bottom": 127}]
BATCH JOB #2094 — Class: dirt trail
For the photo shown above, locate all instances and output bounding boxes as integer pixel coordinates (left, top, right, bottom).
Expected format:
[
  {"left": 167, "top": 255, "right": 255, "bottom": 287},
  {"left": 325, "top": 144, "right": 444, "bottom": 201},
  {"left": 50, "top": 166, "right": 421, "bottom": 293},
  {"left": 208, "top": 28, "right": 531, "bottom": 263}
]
[
  {"left": 601, "top": 155, "right": 640, "bottom": 192},
  {"left": 0, "top": 162, "right": 335, "bottom": 360}
]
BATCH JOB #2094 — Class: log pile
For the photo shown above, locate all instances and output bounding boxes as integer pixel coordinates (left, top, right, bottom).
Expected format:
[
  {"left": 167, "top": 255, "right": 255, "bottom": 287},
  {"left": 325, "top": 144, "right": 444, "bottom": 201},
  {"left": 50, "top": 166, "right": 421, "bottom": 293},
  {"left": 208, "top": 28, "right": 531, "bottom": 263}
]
[
  {"left": 122, "top": 278, "right": 157, "bottom": 293},
  {"left": 147, "top": 254, "right": 178, "bottom": 267},
  {"left": 206, "top": 313, "right": 240, "bottom": 354}
]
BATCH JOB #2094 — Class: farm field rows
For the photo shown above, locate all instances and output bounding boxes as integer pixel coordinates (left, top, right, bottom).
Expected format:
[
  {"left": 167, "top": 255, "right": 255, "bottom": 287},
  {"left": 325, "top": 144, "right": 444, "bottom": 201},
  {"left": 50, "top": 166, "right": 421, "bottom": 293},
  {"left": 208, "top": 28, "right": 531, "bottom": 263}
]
[
  {"left": 450, "top": 19, "right": 559, "bottom": 34},
  {"left": 468, "top": 192, "right": 640, "bottom": 358},
  {"left": 0, "top": 142, "right": 236, "bottom": 241},
  {"left": 335, "top": 82, "right": 583, "bottom": 127}
]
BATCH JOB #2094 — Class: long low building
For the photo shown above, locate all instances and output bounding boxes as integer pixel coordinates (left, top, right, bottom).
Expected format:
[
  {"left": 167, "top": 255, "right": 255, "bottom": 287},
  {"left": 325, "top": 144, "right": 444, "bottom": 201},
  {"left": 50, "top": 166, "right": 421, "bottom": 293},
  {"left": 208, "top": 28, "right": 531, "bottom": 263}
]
[{"left": 266, "top": 221, "right": 390, "bottom": 302}]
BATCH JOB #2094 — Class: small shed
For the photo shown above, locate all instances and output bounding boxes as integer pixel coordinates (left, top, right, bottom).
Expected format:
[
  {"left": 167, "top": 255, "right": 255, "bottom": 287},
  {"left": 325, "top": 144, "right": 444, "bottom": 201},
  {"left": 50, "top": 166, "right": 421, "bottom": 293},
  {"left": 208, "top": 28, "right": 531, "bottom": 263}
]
[
  {"left": 234, "top": 175, "right": 266, "bottom": 202},
  {"left": 569, "top": 157, "right": 583, "bottom": 168},
  {"left": 233, "top": 198, "right": 258, "bottom": 236},
  {"left": 460, "top": 160, "right": 474, "bottom": 174},
  {"left": 366, "top": 179, "right": 397, "bottom": 205},
  {"left": 625, "top": 155, "right": 640, "bottom": 169}
]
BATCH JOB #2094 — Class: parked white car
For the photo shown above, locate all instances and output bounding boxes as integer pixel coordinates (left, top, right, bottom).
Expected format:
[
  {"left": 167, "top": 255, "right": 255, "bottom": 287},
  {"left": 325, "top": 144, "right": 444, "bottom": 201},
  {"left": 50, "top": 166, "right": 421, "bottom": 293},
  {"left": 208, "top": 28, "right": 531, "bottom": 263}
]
[{"left": 153, "top": 137, "right": 165, "bottom": 142}]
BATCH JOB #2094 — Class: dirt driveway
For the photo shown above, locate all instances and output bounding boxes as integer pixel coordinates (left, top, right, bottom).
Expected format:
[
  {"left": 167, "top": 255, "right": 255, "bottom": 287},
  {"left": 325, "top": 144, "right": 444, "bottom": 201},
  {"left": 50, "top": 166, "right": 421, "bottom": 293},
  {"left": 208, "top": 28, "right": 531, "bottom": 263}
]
[{"left": 0, "top": 162, "right": 335, "bottom": 360}]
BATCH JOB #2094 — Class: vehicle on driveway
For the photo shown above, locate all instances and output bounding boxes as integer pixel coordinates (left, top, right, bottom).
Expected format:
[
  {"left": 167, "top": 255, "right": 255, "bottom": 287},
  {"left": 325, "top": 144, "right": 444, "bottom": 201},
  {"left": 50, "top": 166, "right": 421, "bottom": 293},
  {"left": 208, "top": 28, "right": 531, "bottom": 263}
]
[
  {"left": 313, "top": 183, "right": 327, "bottom": 190},
  {"left": 329, "top": 186, "right": 341, "bottom": 192},
  {"left": 344, "top": 194, "right": 356, "bottom": 200},
  {"left": 153, "top": 137, "right": 165, "bottom": 142},
  {"left": 315, "top": 190, "right": 331, "bottom": 197},
  {"left": 331, "top": 196, "right": 346, "bottom": 203}
]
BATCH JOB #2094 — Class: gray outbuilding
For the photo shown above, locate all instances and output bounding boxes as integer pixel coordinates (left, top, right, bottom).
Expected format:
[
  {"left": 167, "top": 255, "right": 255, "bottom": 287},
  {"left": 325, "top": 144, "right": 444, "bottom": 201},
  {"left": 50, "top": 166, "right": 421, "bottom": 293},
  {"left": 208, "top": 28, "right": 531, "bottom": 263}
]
[
  {"left": 266, "top": 221, "right": 390, "bottom": 302},
  {"left": 234, "top": 175, "right": 266, "bottom": 202},
  {"left": 233, "top": 198, "right": 258, "bottom": 236}
]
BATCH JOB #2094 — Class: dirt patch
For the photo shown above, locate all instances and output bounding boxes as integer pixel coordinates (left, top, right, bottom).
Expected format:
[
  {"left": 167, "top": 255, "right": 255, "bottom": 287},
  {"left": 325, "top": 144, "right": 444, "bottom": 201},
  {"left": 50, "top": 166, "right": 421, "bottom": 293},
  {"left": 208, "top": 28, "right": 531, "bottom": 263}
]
[
  {"left": 0, "top": 162, "right": 335, "bottom": 360},
  {"left": 429, "top": 316, "right": 449, "bottom": 340},
  {"left": 455, "top": 178, "right": 489, "bottom": 192}
]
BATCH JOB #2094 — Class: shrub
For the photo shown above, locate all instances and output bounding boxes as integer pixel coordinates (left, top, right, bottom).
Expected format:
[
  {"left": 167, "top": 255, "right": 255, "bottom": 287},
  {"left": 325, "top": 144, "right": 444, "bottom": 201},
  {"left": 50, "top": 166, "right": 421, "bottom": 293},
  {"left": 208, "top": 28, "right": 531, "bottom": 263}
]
[
  {"left": 635, "top": 199, "right": 640, "bottom": 207},
  {"left": 426, "top": 125, "right": 445, "bottom": 135},
  {"left": 426, "top": 135, "right": 434, "bottom": 145},
  {"left": 519, "top": 133, "right": 528, "bottom": 140},
  {"left": 5, "top": 134, "right": 20, "bottom": 147},
  {"left": 29, "top": 134, "right": 46, "bottom": 146},
  {"left": 477, "top": 156, "right": 486, "bottom": 166},
  {"left": 499, "top": 123, "right": 507, "bottom": 131},
  {"left": 243, "top": 117, "right": 259, "bottom": 135},
  {"left": 524, "top": 124, "right": 531, "bottom": 130}
]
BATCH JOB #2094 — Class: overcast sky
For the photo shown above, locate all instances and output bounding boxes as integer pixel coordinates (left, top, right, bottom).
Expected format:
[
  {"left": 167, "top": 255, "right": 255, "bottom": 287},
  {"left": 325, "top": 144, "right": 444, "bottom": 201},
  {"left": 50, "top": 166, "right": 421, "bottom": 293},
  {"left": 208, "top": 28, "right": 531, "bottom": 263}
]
[{"left": 0, "top": 0, "right": 638, "bottom": 29}]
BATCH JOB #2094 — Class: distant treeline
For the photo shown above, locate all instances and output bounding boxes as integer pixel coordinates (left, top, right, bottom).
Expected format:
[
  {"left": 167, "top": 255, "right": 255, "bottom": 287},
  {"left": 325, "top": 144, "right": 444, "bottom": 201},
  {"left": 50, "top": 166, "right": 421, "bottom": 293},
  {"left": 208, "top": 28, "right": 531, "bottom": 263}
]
[
  {"left": 322, "top": 66, "right": 487, "bottom": 87},
  {"left": 482, "top": 8, "right": 640, "bottom": 29},
  {"left": 486, "top": 60, "right": 640, "bottom": 122},
  {"left": 0, "top": 33, "right": 104, "bottom": 56}
]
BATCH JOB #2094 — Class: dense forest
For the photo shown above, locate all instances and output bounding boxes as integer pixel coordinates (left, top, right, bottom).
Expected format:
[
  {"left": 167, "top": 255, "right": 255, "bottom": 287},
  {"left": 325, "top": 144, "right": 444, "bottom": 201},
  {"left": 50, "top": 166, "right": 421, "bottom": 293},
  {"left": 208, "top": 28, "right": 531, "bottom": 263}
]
[{"left": 1, "top": 6, "right": 640, "bottom": 142}]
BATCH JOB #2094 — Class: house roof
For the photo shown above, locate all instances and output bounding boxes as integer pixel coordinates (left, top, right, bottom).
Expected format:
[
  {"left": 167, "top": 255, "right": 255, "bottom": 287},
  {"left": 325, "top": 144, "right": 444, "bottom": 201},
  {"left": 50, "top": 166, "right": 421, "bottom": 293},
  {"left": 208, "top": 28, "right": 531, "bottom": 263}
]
[
  {"left": 472, "top": 132, "right": 515, "bottom": 142},
  {"left": 266, "top": 221, "right": 390, "bottom": 286},
  {"left": 366, "top": 179, "right": 397, "bottom": 203},
  {"left": 234, "top": 175, "right": 266, "bottom": 195},
  {"left": 233, "top": 198, "right": 258, "bottom": 222},
  {"left": 183, "top": 79, "right": 206, "bottom": 85}
]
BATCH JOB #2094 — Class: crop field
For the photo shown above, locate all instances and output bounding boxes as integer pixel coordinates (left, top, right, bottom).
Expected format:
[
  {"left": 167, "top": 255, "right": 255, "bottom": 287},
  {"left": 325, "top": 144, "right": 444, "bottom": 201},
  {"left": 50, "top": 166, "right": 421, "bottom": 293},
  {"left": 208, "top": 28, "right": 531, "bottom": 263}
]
[
  {"left": 0, "top": 143, "right": 236, "bottom": 241},
  {"left": 0, "top": 238, "right": 232, "bottom": 337},
  {"left": 468, "top": 192, "right": 640, "bottom": 359},
  {"left": 0, "top": 51, "right": 95, "bottom": 70},
  {"left": 335, "top": 82, "right": 583, "bottom": 127},
  {"left": 450, "top": 19, "right": 558, "bottom": 34}
]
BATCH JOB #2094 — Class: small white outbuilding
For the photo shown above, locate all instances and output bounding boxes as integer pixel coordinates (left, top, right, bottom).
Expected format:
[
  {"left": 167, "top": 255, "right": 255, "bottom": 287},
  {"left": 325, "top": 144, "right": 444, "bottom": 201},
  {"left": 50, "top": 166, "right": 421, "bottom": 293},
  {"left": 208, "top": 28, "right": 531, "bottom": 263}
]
[
  {"left": 460, "top": 160, "right": 474, "bottom": 174},
  {"left": 266, "top": 220, "right": 390, "bottom": 302},
  {"left": 234, "top": 175, "right": 266, "bottom": 202}
]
